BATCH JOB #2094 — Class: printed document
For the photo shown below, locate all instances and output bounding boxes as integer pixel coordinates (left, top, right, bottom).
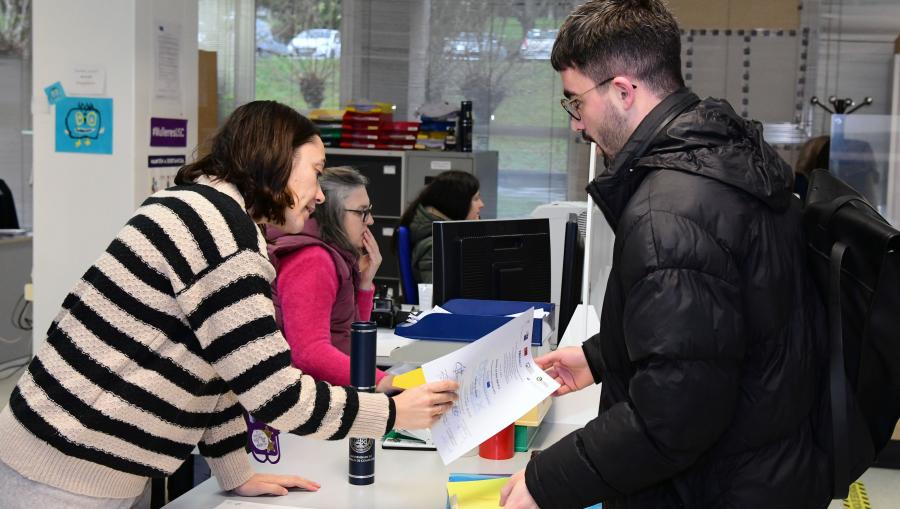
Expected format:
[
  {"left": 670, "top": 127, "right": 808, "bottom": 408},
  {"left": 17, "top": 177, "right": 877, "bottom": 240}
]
[{"left": 422, "top": 310, "right": 560, "bottom": 464}]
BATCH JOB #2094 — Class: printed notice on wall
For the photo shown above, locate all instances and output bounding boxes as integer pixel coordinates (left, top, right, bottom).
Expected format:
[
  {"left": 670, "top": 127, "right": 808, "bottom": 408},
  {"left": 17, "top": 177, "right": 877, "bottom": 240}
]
[
  {"left": 154, "top": 21, "right": 182, "bottom": 103},
  {"left": 69, "top": 67, "right": 106, "bottom": 95}
]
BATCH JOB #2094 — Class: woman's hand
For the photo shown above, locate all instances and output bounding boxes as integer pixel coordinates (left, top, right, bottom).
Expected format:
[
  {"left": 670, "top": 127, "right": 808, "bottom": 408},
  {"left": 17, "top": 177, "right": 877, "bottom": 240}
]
[
  {"left": 359, "top": 229, "right": 382, "bottom": 290},
  {"left": 231, "top": 473, "right": 320, "bottom": 496},
  {"left": 376, "top": 374, "right": 397, "bottom": 393},
  {"left": 391, "top": 379, "right": 458, "bottom": 429}
]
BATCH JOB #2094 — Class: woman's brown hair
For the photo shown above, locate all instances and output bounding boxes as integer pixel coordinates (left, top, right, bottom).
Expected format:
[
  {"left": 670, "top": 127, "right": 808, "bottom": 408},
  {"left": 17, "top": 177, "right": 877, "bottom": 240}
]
[{"left": 176, "top": 100, "right": 319, "bottom": 224}]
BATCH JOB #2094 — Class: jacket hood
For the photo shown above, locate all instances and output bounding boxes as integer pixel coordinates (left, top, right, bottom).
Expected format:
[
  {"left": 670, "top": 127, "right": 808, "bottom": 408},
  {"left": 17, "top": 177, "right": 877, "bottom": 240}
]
[
  {"left": 408, "top": 205, "right": 448, "bottom": 244},
  {"left": 638, "top": 97, "right": 794, "bottom": 208},
  {"left": 587, "top": 89, "right": 794, "bottom": 228}
]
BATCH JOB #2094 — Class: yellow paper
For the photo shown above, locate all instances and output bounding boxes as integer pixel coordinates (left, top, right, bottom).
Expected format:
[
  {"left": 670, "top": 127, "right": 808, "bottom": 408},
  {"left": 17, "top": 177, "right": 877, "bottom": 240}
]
[
  {"left": 446, "top": 478, "right": 508, "bottom": 508},
  {"left": 514, "top": 396, "right": 552, "bottom": 427},
  {"left": 392, "top": 367, "right": 426, "bottom": 389}
]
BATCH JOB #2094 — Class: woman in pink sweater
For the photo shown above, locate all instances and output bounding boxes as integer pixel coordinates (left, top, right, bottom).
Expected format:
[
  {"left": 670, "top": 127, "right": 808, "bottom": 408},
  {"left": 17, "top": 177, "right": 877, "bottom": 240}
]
[{"left": 267, "top": 167, "right": 394, "bottom": 390}]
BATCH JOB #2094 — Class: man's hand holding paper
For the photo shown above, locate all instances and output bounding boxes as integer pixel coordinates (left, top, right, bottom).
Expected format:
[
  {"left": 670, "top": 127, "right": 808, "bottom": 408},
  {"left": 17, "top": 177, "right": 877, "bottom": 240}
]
[{"left": 533, "top": 346, "right": 596, "bottom": 397}]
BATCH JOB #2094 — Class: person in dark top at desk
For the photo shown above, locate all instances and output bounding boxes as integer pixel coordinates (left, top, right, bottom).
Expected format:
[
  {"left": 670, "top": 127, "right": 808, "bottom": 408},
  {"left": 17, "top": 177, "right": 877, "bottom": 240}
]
[
  {"left": 395, "top": 170, "right": 484, "bottom": 283},
  {"left": 500, "top": 1, "right": 830, "bottom": 508},
  {"left": 267, "top": 166, "right": 396, "bottom": 391}
]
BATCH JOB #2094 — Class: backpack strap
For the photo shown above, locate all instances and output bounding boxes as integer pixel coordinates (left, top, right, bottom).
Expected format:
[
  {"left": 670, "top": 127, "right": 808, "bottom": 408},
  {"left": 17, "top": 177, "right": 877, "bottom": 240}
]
[
  {"left": 820, "top": 195, "right": 862, "bottom": 225},
  {"left": 828, "top": 240, "right": 850, "bottom": 499}
]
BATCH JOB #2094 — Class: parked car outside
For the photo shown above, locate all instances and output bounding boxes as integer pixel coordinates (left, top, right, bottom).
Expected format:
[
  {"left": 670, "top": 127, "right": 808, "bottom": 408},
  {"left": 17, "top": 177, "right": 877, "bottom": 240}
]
[
  {"left": 289, "top": 28, "right": 341, "bottom": 59},
  {"left": 443, "top": 32, "right": 508, "bottom": 61},
  {"left": 256, "top": 19, "right": 290, "bottom": 56},
  {"left": 520, "top": 28, "right": 557, "bottom": 60}
]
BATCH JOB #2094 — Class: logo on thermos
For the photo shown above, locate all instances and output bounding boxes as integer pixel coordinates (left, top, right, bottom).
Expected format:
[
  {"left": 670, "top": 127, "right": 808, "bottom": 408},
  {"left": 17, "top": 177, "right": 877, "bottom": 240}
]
[{"left": 351, "top": 437, "right": 372, "bottom": 454}]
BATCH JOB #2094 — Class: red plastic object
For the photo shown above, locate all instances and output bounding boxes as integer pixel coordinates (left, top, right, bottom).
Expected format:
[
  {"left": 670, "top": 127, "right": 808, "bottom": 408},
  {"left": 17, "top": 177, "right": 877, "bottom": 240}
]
[{"left": 479, "top": 423, "right": 515, "bottom": 460}]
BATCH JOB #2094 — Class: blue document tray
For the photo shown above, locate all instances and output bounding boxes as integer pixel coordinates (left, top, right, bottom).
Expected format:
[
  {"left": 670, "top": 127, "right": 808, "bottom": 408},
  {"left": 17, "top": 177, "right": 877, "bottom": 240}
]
[{"left": 394, "top": 299, "right": 554, "bottom": 346}]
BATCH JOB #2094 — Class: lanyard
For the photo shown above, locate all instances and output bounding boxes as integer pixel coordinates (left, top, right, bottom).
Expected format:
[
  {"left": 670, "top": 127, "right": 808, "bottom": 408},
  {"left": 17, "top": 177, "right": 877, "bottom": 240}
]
[{"left": 244, "top": 413, "right": 282, "bottom": 464}]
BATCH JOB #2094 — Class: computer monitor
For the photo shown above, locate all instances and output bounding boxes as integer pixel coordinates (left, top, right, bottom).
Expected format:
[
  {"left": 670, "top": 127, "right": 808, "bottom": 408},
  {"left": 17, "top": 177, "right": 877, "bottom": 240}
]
[
  {"left": 557, "top": 215, "right": 584, "bottom": 339},
  {"left": 530, "top": 201, "right": 615, "bottom": 317},
  {"left": 432, "top": 218, "right": 551, "bottom": 306}
]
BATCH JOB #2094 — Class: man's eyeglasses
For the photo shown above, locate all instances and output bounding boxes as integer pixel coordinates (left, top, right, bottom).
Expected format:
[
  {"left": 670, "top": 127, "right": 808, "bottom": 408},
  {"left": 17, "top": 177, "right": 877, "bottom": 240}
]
[
  {"left": 559, "top": 76, "right": 636, "bottom": 121},
  {"left": 345, "top": 206, "right": 374, "bottom": 222}
]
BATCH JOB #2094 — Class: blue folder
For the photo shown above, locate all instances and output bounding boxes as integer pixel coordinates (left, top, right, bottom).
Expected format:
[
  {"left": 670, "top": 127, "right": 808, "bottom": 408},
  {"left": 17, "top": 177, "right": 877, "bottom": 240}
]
[{"left": 394, "top": 299, "right": 554, "bottom": 346}]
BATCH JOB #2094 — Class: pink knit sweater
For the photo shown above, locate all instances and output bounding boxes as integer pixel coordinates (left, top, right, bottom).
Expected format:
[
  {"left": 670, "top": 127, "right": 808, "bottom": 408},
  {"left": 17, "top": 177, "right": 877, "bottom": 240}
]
[{"left": 276, "top": 245, "right": 385, "bottom": 386}]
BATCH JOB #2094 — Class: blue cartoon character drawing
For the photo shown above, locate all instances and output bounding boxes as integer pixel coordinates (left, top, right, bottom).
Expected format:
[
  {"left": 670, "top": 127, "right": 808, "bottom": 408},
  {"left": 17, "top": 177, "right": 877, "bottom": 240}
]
[
  {"left": 55, "top": 97, "right": 113, "bottom": 154},
  {"left": 64, "top": 102, "right": 104, "bottom": 148}
]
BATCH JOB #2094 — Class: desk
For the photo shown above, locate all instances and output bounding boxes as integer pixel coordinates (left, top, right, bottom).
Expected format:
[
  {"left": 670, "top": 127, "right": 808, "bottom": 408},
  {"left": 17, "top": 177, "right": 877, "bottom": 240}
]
[
  {"left": 377, "top": 329, "right": 475, "bottom": 368},
  {"left": 379, "top": 326, "right": 555, "bottom": 368},
  {"left": 375, "top": 327, "right": 417, "bottom": 367},
  {"left": 164, "top": 422, "right": 579, "bottom": 508}
]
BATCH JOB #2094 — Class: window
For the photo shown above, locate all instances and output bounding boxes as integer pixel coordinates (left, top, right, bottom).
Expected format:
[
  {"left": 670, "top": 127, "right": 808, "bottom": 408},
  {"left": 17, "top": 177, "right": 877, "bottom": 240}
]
[
  {"left": 0, "top": 1, "right": 32, "bottom": 229},
  {"left": 254, "top": 0, "right": 342, "bottom": 111}
]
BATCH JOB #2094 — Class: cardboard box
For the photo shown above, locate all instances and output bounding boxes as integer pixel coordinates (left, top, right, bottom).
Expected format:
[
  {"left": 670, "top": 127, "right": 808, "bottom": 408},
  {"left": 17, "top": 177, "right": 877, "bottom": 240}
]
[
  {"left": 198, "top": 50, "right": 218, "bottom": 155},
  {"left": 667, "top": 0, "right": 728, "bottom": 29},
  {"left": 728, "top": 1, "right": 799, "bottom": 30},
  {"left": 893, "top": 421, "right": 900, "bottom": 441},
  {"left": 668, "top": 0, "right": 800, "bottom": 30}
]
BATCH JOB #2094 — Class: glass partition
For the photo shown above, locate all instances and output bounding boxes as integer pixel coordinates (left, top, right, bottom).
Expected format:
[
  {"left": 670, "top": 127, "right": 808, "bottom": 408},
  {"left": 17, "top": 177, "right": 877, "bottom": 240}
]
[{"left": 830, "top": 114, "right": 896, "bottom": 222}]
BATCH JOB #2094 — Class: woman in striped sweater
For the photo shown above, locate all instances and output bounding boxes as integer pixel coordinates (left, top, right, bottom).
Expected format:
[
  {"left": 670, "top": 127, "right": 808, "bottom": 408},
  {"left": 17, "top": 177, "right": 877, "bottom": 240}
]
[{"left": 0, "top": 101, "right": 457, "bottom": 508}]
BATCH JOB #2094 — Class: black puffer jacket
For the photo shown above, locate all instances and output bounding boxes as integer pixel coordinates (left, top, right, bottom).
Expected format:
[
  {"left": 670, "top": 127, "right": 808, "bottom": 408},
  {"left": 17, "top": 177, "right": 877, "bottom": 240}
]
[{"left": 525, "top": 89, "right": 831, "bottom": 509}]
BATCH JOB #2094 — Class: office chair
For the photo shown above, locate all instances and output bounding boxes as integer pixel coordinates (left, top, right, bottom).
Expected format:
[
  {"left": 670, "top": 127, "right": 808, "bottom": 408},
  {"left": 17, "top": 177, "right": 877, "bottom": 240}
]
[{"left": 396, "top": 225, "right": 418, "bottom": 305}]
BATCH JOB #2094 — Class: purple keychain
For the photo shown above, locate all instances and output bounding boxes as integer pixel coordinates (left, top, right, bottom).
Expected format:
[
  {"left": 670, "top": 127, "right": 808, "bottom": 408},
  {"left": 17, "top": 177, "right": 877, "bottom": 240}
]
[{"left": 244, "top": 413, "right": 282, "bottom": 464}]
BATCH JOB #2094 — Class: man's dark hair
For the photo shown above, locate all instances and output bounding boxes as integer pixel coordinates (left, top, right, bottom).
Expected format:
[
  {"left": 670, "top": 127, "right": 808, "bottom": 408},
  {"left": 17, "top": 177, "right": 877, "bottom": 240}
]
[
  {"left": 551, "top": 0, "right": 684, "bottom": 97},
  {"left": 176, "top": 100, "right": 319, "bottom": 225}
]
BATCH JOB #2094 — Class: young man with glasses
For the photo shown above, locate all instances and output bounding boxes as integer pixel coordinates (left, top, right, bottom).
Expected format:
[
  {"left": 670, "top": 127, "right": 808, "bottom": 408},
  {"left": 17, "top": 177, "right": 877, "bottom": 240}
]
[
  {"left": 266, "top": 166, "right": 397, "bottom": 391},
  {"left": 501, "top": 1, "right": 830, "bottom": 508}
]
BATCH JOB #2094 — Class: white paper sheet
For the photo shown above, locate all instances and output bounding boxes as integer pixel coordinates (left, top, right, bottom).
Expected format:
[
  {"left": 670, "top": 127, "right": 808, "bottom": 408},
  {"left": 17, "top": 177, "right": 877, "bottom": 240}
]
[
  {"left": 421, "top": 310, "right": 560, "bottom": 464},
  {"left": 401, "top": 305, "right": 450, "bottom": 325},
  {"left": 375, "top": 329, "right": 415, "bottom": 357},
  {"left": 155, "top": 21, "right": 182, "bottom": 103},
  {"left": 213, "top": 500, "right": 315, "bottom": 509},
  {"left": 505, "top": 309, "right": 549, "bottom": 320}
]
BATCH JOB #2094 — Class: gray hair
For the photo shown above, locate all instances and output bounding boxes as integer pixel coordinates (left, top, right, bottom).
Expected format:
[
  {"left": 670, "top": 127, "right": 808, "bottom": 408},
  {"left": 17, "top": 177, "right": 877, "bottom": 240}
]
[{"left": 314, "top": 166, "right": 369, "bottom": 255}]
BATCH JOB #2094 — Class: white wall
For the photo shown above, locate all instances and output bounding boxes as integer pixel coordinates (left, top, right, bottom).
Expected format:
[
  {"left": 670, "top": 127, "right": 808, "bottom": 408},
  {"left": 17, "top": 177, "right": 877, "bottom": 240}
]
[{"left": 32, "top": 0, "right": 198, "bottom": 349}]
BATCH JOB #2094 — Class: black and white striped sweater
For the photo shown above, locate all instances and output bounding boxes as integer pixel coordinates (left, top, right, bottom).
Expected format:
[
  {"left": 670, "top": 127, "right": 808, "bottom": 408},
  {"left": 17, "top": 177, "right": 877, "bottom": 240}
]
[{"left": 0, "top": 177, "right": 395, "bottom": 498}]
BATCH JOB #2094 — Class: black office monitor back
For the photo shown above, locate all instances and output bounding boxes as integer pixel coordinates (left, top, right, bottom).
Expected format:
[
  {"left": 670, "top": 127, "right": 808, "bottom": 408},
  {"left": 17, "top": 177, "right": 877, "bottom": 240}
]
[
  {"left": 432, "top": 218, "right": 551, "bottom": 306},
  {"left": 558, "top": 216, "right": 584, "bottom": 339}
]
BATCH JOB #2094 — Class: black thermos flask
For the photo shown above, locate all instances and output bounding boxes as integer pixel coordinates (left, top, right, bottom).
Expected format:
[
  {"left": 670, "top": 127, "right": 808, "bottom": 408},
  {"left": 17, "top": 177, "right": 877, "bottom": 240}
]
[
  {"left": 348, "top": 321, "right": 377, "bottom": 485},
  {"left": 458, "top": 100, "right": 473, "bottom": 152}
]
